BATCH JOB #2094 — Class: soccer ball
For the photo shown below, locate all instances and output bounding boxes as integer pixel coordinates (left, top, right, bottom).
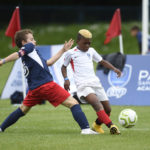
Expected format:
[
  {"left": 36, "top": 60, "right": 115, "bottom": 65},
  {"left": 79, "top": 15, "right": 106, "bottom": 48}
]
[{"left": 118, "top": 109, "right": 138, "bottom": 128}]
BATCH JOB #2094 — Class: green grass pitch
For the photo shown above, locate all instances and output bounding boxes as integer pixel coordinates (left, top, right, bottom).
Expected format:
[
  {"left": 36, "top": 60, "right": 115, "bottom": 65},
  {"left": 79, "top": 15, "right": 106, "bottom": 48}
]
[
  {"left": 0, "top": 22, "right": 149, "bottom": 150},
  {"left": 0, "top": 100, "right": 150, "bottom": 150}
]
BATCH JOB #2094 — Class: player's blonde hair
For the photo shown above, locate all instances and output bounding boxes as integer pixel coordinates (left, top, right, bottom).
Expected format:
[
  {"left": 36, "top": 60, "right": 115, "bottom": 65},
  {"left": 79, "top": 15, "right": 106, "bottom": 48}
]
[{"left": 78, "top": 29, "right": 92, "bottom": 39}]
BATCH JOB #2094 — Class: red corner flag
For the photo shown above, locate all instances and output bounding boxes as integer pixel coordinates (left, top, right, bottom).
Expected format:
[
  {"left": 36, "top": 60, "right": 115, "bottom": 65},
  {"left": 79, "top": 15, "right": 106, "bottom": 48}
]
[
  {"left": 5, "top": 6, "right": 21, "bottom": 47},
  {"left": 104, "top": 9, "right": 121, "bottom": 44}
]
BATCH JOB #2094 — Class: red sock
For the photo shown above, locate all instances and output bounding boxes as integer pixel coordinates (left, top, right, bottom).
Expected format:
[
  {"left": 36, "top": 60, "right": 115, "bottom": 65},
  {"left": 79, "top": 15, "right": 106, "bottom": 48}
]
[{"left": 96, "top": 110, "right": 112, "bottom": 128}]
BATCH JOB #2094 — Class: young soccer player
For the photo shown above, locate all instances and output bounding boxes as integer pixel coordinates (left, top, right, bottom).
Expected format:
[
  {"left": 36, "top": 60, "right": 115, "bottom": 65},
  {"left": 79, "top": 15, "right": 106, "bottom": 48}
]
[
  {"left": 130, "top": 25, "right": 150, "bottom": 54},
  {"left": 0, "top": 29, "right": 98, "bottom": 134},
  {"left": 61, "top": 29, "right": 121, "bottom": 134}
]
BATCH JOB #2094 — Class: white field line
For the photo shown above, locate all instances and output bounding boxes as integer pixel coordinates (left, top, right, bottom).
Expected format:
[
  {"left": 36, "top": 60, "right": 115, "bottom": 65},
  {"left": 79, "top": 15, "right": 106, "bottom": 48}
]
[
  {"left": 13, "top": 126, "right": 150, "bottom": 131},
  {"left": 120, "top": 128, "right": 150, "bottom": 131}
]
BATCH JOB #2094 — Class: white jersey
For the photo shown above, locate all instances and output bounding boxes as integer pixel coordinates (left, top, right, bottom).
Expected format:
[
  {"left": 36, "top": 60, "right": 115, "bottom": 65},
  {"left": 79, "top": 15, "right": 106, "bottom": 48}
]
[{"left": 63, "top": 46, "right": 103, "bottom": 88}]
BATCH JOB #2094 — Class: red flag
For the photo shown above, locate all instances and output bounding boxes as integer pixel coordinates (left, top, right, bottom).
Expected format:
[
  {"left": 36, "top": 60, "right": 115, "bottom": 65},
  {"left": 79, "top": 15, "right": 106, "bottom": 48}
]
[
  {"left": 104, "top": 9, "right": 121, "bottom": 44},
  {"left": 5, "top": 6, "right": 21, "bottom": 47}
]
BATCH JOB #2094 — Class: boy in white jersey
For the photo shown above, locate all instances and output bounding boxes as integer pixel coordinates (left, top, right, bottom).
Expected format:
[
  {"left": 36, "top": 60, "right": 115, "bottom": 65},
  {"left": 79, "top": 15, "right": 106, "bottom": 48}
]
[{"left": 61, "top": 29, "right": 121, "bottom": 134}]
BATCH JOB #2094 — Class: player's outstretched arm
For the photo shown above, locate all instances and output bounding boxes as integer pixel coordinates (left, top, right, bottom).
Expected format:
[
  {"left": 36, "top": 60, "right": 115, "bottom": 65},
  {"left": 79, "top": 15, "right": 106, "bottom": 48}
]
[
  {"left": 99, "top": 60, "right": 122, "bottom": 77},
  {"left": 47, "top": 39, "right": 74, "bottom": 66},
  {"left": 61, "top": 65, "right": 70, "bottom": 91},
  {"left": 0, "top": 52, "right": 19, "bottom": 66}
]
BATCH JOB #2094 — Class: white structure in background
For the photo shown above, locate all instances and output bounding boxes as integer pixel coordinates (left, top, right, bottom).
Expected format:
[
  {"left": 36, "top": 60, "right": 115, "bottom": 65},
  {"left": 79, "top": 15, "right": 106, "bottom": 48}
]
[
  {"left": 1, "top": 59, "right": 24, "bottom": 99},
  {"left": 142, "top": 0, "right": 149, "bottom": 55},
  {"left": 21, "top": 62, "right": 26, "bottom": 99},
  {"left": 119, "top": 34, "right": 124, "bottom": 54}
]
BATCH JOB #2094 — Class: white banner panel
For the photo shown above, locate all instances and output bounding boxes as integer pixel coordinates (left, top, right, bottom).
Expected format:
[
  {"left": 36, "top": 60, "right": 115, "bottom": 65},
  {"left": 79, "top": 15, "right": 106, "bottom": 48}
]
[{"left": 1, "top": 59, "right": 24, "bottom": 99}]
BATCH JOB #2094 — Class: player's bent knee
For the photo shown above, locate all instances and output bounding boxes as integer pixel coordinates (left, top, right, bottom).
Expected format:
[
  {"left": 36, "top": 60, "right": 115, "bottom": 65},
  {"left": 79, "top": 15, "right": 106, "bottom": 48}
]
[
  {"left": 62, "top": 96, "right": 79, "bottom": 108},
  {"left": 20, "top": 104, "right": 31, "bottom": 114}
]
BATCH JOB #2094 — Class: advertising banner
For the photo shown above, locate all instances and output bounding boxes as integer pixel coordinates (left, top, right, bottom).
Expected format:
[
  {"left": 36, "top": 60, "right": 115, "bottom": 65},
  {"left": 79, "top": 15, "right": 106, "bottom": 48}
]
[{"left": 96, "top": 55, "right": 150, "bottom": 105}]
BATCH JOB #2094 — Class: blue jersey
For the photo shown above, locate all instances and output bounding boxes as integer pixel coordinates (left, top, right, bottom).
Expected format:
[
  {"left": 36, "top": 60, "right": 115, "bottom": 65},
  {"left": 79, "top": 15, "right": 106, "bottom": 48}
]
[
  {"left": 18, "top": 43, "right": 53, "bottom": 90},
  {"left": 136, "top": 31, "right": 150, "bottom": 50}
]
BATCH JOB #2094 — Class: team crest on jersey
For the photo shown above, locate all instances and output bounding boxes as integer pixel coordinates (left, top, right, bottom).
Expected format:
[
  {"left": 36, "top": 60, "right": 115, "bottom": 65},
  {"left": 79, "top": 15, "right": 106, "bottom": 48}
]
[
  {"left": 22, "top": 62, "right": 29, "bottom": 77},
  {"left": 107, "top": 64, "right": 132, "bottom": 98},
  {"left": 87, "top": 53, "right": 90, "bottom": 58}
]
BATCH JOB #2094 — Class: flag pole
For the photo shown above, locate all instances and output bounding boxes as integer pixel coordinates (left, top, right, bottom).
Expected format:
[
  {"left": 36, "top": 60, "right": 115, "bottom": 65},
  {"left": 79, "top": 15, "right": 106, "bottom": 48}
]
[
  {"left": 119, "top": 34, "right": 124, "bottom": 54},
  {"left": 142, "top": 0, "right": 149, "bottom": 55}
]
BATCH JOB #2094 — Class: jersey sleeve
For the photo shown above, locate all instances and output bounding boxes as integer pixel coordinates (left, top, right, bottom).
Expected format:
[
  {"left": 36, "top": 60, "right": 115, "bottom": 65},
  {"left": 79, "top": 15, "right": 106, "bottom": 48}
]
[
  {"left": 63, "top": 51, "right": 72, "bottom": 67},
  {"left": 92, "top": 48, "right": 103, "bottom": 63},
  {"left": 18, "top": 43, "right": 35, "bottom": 57}
]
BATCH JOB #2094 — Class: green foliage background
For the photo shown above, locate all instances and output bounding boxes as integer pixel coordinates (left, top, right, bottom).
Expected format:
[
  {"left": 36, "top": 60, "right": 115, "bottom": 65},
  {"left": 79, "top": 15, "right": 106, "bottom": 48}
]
[{"left": 0, "top": 22, "right": 140, "bottom": 58}]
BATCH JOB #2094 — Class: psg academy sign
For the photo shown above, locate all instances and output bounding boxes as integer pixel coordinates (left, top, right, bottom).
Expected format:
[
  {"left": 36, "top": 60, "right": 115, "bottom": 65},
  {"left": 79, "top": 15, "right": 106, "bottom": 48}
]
[{"left": 96, "top": 55, "right": 150, "bottom": 106}]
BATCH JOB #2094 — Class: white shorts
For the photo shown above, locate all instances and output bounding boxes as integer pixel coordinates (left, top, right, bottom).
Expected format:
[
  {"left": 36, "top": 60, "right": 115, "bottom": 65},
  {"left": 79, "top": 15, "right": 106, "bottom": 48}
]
[{"left": 77, "top": 86, "right": 109, "bottom": 102}]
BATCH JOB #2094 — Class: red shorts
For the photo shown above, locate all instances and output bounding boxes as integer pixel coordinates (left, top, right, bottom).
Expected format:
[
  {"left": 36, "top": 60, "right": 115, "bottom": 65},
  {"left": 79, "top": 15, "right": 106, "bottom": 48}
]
[{"left": 23, "top": 81, "right": 70, "bottom": 107}]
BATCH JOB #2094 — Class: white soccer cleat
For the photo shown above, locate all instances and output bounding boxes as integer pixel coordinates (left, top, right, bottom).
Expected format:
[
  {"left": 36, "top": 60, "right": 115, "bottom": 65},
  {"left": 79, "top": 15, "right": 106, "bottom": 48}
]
[{"left": 81, "top": 128, "right": 99, "bottom": 135}]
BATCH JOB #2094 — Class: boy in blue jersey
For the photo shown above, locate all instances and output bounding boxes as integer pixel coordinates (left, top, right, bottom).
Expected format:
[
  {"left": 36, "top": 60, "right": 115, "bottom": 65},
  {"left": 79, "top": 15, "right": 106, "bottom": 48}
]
[{"left": 0, "top": 29, "right": 97, "bottom": 134}]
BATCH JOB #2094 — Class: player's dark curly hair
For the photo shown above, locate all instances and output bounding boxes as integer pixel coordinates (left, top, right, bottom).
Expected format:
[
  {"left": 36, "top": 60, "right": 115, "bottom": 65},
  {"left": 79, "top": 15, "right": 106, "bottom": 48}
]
[
  {"left": 15, "top": 29, "right": 33, "bottom": 48},
  {"left": 131, "top": 26, "right": 140, "bottom": 31}
]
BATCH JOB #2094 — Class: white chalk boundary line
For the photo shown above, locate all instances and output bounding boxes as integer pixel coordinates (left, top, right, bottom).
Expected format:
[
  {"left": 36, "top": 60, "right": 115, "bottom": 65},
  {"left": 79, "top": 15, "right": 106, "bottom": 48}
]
[
  {"left": 120, "top": 128, "right": 150, "bottom": 131},
  {"left": 12, "top": 126, "right": 150, "bottom": 131}
]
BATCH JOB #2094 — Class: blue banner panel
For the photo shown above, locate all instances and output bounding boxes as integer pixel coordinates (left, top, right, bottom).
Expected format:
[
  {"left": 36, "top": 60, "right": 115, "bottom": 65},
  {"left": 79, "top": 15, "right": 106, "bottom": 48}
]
[{"left": 96, "top": 55, "right": 150, "bottom": 106}]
